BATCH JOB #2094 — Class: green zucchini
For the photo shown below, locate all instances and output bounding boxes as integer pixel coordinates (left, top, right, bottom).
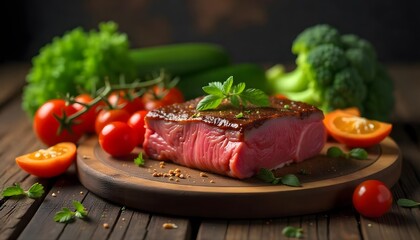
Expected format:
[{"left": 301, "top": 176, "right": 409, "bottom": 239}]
[
  {"left": 130, "top": 43, "right": 231, "bottom": 77},
  {"left": 178, "top": 63, "right": 270, "bottom": 100}
]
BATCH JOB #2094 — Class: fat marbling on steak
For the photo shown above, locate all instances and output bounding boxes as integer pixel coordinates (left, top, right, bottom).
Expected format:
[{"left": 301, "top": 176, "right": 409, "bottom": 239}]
[{"left": 143, "top": 97, "right": 327, "bottom": 179}]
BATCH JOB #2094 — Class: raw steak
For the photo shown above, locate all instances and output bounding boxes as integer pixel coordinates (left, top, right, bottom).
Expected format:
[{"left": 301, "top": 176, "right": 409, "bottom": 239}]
[{"left": 143, "top": 97, "right": 327, "bottom": 179}]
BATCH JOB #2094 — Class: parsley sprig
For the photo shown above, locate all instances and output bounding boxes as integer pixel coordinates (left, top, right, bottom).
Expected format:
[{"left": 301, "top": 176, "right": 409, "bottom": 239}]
[
  {"left": 196, "top": 76, "right": 270, "bottom": 111},
  {"left": 134, "top": 152, "right": 145, "bottom": 167},
  {"left": 54, "top": 200, "right": 88, "bottom": 223},
  {"left": 256, "top": 168, "right": 301, "bottom": 187},
  {"left": 1, "top": 183, "right": 44, "bottom": 199}
]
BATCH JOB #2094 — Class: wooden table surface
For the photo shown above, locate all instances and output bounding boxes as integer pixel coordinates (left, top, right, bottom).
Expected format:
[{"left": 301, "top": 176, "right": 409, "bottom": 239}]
[{"left": 0, "top": 63, "right": 419, "bottom": 240}]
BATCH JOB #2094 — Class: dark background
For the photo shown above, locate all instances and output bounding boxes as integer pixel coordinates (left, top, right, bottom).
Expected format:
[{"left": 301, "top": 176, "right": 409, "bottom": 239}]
[{"left": 1, "top": 0, "right": 419, "bottom": 65}]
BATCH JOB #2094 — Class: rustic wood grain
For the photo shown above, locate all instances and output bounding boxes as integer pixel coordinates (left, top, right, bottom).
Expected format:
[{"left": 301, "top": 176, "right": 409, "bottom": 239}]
[
  {"left": 328, "top": 208, "right": 360, "bottom": 240},
  {"left": 17, "top": 173, "right": 87, "bottom": 240},
  {"left": 103, "top": 207, "right": 151, "bottom": 240},
  {"left": 0, "top": 94, "right": 50, "bottom": 240},
  {"left": 145, "top": 215, "right": 192, "bottom": 240},
  {"left": 196, "top": 220, "right": 228, "bottom": 240}
]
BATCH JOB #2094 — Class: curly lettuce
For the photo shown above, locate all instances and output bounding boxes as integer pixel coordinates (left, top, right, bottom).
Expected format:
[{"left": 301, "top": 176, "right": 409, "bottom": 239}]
[{"left": 23, "top": 22, "right": 137, "bottom": 116}]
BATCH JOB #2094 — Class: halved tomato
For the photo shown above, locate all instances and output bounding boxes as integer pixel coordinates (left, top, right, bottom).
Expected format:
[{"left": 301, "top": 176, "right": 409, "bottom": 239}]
[
  {"left": 323, "top": 109, "right": 392, "bottom": 147},
  {"left": 15, "top": 142, "right": 76, "bottom": 178},
  {"left": 338, "top": 107, "right": 361, "bottom": 117}
]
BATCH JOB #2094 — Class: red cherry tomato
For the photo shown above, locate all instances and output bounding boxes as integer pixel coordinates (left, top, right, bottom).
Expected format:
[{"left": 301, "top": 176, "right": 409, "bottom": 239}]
[
  {"left": 160, "top": 87, "right": 184, "bottom": 105},
  {"left": 127, "top": 110, "right": 148, "bottom": 146},
  {"left": 99, "top": 122, "right": 137, "bottom": 157},
  {"left": 142, "top": 86, "right": 184, "bottom": 110},
  {"left": 34, "top": 99, "right": 84, "bottom": 146},
  {"left": 72, "top": 94, "right": 104, "bottom": 133},
  {"left": 353, "top": 180, "right": 393, "bottom": 218},
  {"left": 108, "top": 91, "right": 144, "bottom": 114},
  {"left": 95, "top": 109, "right": 131, "bottom": 135}
]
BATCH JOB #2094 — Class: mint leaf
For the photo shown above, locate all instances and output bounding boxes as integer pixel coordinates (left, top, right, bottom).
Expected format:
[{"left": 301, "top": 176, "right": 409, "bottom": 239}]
[
  {"left": 196, "top": 76, "right": 269, "bottom": 111},
  {"left": 134, "top": 152, "right": 145, "bottom": 167},
  {"left": 281, "top": 174, "right": 301, "bottom": 187},
  {"left": 282, "top": 226, "right": 303, "bottom": 238},
  {"left": 222, "top": 76, "right": 233, "bottom": 94},
  {"left": 397, "top": 198, "right": 420, "bottom": 208},
  {"left": 196, "top": 95, "right": 224, "bottom": 111},
  {"left": 240, "top": 88, "right": 270, "bottom": 107},
  {"left": 232, "top": 82, "right": 246, "bottom": 94},
  {"left": 202, "top": 85, "right": 224, "bottom": 96},
  {"left": 230, "top": 95, "right": 241, "bottom": 108},
  {"left": 54, "top": 208, "right": 75, "bottom": 223},
  {"left": 26, "top": 183, "right": 45, "bottom": 198}
]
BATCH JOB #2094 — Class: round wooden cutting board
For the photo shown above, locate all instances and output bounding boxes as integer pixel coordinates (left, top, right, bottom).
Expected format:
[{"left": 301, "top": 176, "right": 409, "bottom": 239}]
[{"left": 76, "top": 136, "right": 401, "bottom": 219}]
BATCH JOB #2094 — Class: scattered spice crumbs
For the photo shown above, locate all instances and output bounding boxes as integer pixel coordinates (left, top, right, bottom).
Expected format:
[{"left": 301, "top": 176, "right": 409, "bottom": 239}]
[{"left": 162, "top": 223, "right": 178, "bottom": 229}]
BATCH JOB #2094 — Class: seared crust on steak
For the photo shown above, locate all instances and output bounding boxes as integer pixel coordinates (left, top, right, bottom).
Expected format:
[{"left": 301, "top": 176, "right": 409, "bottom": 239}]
[{"left": 146, "top": 97, "right": 323, "bottom": 131}]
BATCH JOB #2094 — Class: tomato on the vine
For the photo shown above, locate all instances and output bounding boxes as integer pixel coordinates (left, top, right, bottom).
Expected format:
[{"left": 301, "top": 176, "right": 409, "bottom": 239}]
[
  {"left": 353, "top": 180, "right": 393, "bottom": 218},
  {"left": 127, "top": 110, "right": 148, "bottom": 146},
  {"left": 142, "top": 86, "right": 184, "bottom": 110},
  {"left": 94, "top": 109, "right": 131, "bottom": 135},
  {"left": 108, "top": 91, "right": 144, "bottom": 114},
  {"left": 99, "top": 122, "right": 137, "bottom": 157},
  {"left": 34, "top": 99, "right": 84, "bottom": 146},
  {"left": 15, "top": 142, "right": 76, "bottom": 178},
  {"left": 72, "top": 94, "right": 104, "bottom": 133}
]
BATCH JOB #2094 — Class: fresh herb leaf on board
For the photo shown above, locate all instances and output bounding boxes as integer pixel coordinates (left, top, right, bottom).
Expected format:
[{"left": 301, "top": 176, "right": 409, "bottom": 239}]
[
  {"left": 54, "top": 200, "right": 88, "bottom": 223},
  {"left": 256, "top": 168, "right": 301, "bottom": 187},
  {"left": 326, "top": 146, "right": 368, "bottom": 160},
  {"left": 134, "top": 152, "right": 145, "bottom": 167},
  {"left": 1, "top": 183, "right": 44, "bottom": 199}
]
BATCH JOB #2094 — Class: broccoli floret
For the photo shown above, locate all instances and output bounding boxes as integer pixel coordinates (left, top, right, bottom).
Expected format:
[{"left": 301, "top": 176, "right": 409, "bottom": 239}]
[
  {"left": 267, "top": 24, "right": 394, "bottom": 121},
  {"left": 292, "top": 24, "right": 342, "bottom": 54}
]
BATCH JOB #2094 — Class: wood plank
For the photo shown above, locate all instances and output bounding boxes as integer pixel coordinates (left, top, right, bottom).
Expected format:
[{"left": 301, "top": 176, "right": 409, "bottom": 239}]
[
  {"left": 59, "top": 191, "right": 121, "bottom": 240},
  {"left": 328, "top": 208, "right": 360, "bottom": 240},
  {"left": 224, "top": 220, "right": 250, "bottom": 240},
  {"left": 145, "top": 215, "right": 192, "bottom": 240},
  {"left": 390, "top": 124, "right": 420, "bottom": 176},
  {"left": 16, "top": 173, "right": 87, "bottom": 240},
  {"left": 106, "top": 207, "right": 150, "bottom": 240},
  {"left": 314, "top": 213, "right": 329, "bottom": 239},
  {"left": 196, "top": 220, "right": 228, "bottom": 240},
  {"left": 0, "top": 94, "right": 52, "bottom": 240}
]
